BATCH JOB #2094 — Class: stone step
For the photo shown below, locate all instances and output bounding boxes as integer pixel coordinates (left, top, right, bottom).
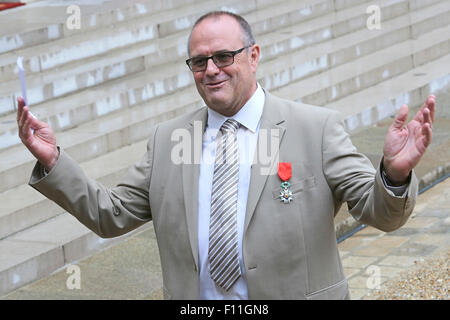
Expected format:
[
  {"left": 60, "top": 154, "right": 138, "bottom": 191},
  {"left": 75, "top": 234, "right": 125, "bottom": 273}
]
[
  {"left": 0, "top": 0, "right": 346, "bottom": 115},
  {"left": 0, "top": 0, "right": 300, "bottom": 81},
  {"left": 0, "top": 208, "right": 150, "bottom": 296},
  {"left": 272, "top": 27, "right": 450, "bottom": 125},
  {"left": 1, "top": 0, "right": 444, "bottom": 150},
  {"left": 261, "top": 0, "right": 450, "bottom": 87},
  {"left": 0, "top": 139, "right": 148, "bottom": 240},
  {"left": 0, "top": 0, "right": 205, "bottom": 52},
  {"left": 261, "top": 13, "right": 450, "bottom": 97},
  {"left": 334, "top": 58, "right": 450, "bottom": 134},
  {"left": 1, "top": 17, "right": 449, "bottom": 193},
  {"left": 259, "top": 0, "right": 411, "bottom": 61}
]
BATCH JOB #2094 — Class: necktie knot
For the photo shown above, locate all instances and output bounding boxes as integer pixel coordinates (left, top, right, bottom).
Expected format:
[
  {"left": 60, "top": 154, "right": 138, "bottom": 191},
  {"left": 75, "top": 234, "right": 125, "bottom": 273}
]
[{"left": 220, "top": 119, "right": 240, "bottom": 134}]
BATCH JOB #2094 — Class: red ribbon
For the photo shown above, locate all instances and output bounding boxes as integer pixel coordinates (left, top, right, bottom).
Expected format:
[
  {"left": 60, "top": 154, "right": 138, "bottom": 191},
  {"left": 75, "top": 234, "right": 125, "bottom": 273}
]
[{"left": 278, "top": 162, "right": 292, "bottom": 181}]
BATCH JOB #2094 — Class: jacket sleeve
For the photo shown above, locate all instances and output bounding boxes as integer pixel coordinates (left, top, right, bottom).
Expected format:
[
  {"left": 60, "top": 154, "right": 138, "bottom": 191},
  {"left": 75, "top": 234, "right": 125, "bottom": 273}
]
[
  {"left": 28, "top": 126, "right": 157, "bottom": 238},
  {"left": 322, "top": 111, "right": 418, "bottom": 232}
]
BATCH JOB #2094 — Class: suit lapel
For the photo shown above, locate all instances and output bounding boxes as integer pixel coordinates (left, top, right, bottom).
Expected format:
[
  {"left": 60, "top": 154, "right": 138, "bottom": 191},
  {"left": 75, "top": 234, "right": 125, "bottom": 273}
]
[
  {"left": 244, "top": 92, "right": 286, "bottom": 234},
  {"left": 182, "top": 108, "right": 207, "bottom": 270}
]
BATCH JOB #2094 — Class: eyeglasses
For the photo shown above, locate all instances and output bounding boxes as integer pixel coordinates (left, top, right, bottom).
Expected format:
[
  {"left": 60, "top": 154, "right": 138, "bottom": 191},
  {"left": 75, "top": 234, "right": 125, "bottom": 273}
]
[{"left": 186, "top": 46, "right": 250, "bottom": 72}]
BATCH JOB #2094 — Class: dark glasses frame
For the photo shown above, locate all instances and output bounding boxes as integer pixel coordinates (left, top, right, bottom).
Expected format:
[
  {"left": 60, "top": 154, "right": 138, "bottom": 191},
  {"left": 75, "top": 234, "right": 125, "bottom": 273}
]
[{"left": 186, "top": 46, "right": 250, "bottom": 72}]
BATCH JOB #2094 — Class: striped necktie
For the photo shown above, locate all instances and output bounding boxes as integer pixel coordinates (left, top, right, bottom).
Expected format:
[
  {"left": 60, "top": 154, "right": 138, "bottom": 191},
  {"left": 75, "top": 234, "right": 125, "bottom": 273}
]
[{"left": 208, "top": 118, "right": 241, "bottom": 291}]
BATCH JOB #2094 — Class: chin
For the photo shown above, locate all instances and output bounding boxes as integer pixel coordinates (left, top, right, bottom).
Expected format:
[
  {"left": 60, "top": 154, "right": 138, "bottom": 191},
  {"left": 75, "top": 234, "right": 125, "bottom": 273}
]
[
  {"left": 206, "top": 98, "right": 227, "bottom": 109},
  {"left": 204, "top": 91, "right": 229, "bottom": 107}
]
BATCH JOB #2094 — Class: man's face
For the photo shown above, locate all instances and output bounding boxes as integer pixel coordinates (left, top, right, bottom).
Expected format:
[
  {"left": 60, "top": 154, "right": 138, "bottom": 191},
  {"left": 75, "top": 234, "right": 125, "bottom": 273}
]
[{"left": 188, "top": 15, "right": 260, "bottom": 116}]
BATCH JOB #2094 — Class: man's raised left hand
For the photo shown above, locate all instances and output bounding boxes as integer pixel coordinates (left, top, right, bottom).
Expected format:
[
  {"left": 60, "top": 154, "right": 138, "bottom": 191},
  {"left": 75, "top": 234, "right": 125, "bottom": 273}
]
[{"left": 382, "top": 94, "right": 436, "bottom": 185}]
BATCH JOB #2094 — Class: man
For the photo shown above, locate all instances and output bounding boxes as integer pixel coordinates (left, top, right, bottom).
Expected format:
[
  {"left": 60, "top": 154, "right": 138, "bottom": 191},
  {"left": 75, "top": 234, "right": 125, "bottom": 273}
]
[{"left": 17, "top": 11, "right": 435, "bottom": 299}]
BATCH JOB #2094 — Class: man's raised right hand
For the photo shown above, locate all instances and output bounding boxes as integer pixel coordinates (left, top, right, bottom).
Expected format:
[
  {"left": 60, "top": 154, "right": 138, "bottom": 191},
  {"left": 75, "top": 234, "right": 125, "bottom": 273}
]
[{"left": 17, "top": 96, "right": 59, "bottom": 171}]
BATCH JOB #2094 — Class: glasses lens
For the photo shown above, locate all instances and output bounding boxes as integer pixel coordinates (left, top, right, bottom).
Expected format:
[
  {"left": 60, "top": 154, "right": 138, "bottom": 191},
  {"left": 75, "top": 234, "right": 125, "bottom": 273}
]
[
  {"left": 189, "top": 57, "right": 207, "bottom": 71},
  {"left": 213, "top": 52, "right": 234, "bottom": 67}
]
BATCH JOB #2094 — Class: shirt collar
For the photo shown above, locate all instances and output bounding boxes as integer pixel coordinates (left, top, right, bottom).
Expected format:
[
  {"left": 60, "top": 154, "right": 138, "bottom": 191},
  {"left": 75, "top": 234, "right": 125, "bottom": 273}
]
[{"left": 206, "top": 83, "right": 265, "bottom": 135}]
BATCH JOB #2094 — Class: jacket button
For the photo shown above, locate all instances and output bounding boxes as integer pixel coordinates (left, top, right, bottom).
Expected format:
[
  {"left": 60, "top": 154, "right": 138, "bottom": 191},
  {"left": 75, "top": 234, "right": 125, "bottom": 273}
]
[{"left": 113, "top": 207, "right": 120, "bottom": 216}]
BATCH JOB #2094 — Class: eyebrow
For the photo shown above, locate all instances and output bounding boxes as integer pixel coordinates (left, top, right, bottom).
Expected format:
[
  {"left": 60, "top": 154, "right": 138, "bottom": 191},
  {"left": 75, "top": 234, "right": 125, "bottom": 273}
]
[{"left": 191, "top": 49, "right": 232, "bottom": 58}]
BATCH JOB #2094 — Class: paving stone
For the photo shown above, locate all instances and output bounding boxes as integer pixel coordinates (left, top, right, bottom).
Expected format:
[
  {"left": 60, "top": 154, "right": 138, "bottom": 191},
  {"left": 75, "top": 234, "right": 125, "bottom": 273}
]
[
  {"left": 343, "top": 267, "right": 360, "bottom": 278},
  {"left": 420, "top": 208, "right": 450, "bottom": 218},
  {"left": 347, "top": 275, "right": 389, "bottom": 290},
  {"left": 338, "top": 233, "right": 380, "bottom": 252},
  {"left": 339, "top": 250, "right": 351, "bottom": 259},
  {"left": 362, "top": 292, "right": 380, "bottom": 300},
  {"left": 412, "top": 234, "right": 449, "bottom": 247},
  {"left": 411, "top": 202, "right": 427, "bottom": 213},
  {"left": 377, "top": 266, "right": 405, "bottom": 279},
  {"left": 338, "top": 237, "right": 365, "bottom": 251},
  {"left": 390, "top": 242, "right": 438, "bottom": 257},
  {"left": 141, "top": 287, "right": 164, "bottom": 300},
  {"left": 423, "top": 223, "right": 450, "bottom": 235},
  {"left": 341, "top": 256, "right": 379, "bottom": 269},
  {"left": 386, "top": 228, "right": 422, "bottom": 237},
  {"left": 378, "top": 255, "right": 424, "bottom": 267},
  {"left": 352, "top": 236, "right": 410, "bottom": 257},
  {"left": 403, "top": 217, "right": 440, "bottom": 229},
  {"left": 353, "top": 226, "right": 386, "bottom": 238},
  {"left": 349, "top": 288, "right": 366, "bottom": 300}
]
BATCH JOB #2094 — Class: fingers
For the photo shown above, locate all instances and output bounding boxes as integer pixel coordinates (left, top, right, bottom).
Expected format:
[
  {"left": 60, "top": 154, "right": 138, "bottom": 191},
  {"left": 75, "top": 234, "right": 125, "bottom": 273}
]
[
  {"left": 421, "top": 122, "right": 432, "bottom": 149},
  {"left": 17, "top": 96, "right": 25, "bottom": 122},
  {"left": 421, "top": 102, "right": 433, "bottom": 149},
  {"left": 423, "top": 107, "right": 432, "bottom": 127},
  {"left": 427, "top": 94, "right": 435, "bottom": 123},
  {"left": 18, "top": 105, "right": 33, "bottom": 140},
  {"left": 18, "top": 105, "right": 41, "bottom": 141},
  {"left": 392, "top": 104, "right": 409, "bottom": 129},
  {"left": 22, "top": 111, "right": 33, "bottom": 140},
  {"left": 414, "top": 94, "right": 436, "bottom": 123}
]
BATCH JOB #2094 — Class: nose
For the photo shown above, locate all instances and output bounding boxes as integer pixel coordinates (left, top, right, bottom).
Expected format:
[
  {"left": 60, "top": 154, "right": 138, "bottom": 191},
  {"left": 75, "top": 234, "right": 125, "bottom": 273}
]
[{"left": 205, "top": 58, "right": 220, "bottom": 76}]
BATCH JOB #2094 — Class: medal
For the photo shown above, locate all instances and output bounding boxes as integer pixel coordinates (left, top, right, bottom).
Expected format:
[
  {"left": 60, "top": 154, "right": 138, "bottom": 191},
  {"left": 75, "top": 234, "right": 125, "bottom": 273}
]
[{"left": 278, "top": 162, "right": 293, "bottom": 203}]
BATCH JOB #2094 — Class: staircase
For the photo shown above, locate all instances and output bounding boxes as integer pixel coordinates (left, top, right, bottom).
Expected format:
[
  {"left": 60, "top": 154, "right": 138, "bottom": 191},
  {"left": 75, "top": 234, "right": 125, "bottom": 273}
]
[{"left": 1, "top": 0, "right": 449, "bottom": 296}]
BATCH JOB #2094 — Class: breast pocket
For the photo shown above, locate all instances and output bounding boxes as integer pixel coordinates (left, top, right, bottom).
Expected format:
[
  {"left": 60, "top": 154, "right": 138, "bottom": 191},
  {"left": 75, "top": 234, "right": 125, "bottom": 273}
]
[{"left": 271, "top": 176, "right": 316, "bottom": 200}]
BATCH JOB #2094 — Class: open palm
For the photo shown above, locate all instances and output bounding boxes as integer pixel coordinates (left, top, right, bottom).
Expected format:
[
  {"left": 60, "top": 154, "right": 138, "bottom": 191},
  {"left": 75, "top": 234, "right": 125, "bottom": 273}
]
[{"left": 383, "top": 95, "right": 435, "bottom": 183}]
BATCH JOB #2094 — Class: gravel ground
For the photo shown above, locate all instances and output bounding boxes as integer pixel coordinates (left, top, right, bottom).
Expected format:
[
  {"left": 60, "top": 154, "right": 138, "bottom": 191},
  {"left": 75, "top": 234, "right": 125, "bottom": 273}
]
[{"left": 371, "top": 250, "right": 449, "bottom": 300}]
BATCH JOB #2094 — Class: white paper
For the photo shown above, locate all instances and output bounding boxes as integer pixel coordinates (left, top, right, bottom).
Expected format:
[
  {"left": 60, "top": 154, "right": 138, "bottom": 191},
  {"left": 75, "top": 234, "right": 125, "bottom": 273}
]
[
  {"left": 17, "top": 56, "right": 28, "bottom": 105},
  {"left": 17, "top": 56, "right": 36, "bottom": 133}
]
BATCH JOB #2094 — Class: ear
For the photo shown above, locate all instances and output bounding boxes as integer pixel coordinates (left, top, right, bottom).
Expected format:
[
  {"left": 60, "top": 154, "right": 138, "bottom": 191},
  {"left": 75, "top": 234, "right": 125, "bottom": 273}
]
[{"left": 249, "top": 44, "right": 260, "bottom": 73}]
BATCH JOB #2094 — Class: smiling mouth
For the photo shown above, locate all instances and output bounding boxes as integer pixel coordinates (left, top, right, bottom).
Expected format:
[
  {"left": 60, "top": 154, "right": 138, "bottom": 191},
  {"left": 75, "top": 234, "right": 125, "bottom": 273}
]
[{"left": 205, "top": 79, "right": 227, "bottom": 88}]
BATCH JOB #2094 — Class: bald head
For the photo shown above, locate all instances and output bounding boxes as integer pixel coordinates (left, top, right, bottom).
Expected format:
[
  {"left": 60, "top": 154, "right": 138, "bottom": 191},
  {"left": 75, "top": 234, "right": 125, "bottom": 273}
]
[{"left": 187, "top": 11, "right": 255, "bottom": 57}]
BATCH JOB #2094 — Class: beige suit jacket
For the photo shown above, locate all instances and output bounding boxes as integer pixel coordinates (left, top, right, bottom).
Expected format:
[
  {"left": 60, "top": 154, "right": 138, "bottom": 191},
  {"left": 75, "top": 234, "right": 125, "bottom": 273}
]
[{"left": 30, "top": 91, "right": 418, "bottom": 299}]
